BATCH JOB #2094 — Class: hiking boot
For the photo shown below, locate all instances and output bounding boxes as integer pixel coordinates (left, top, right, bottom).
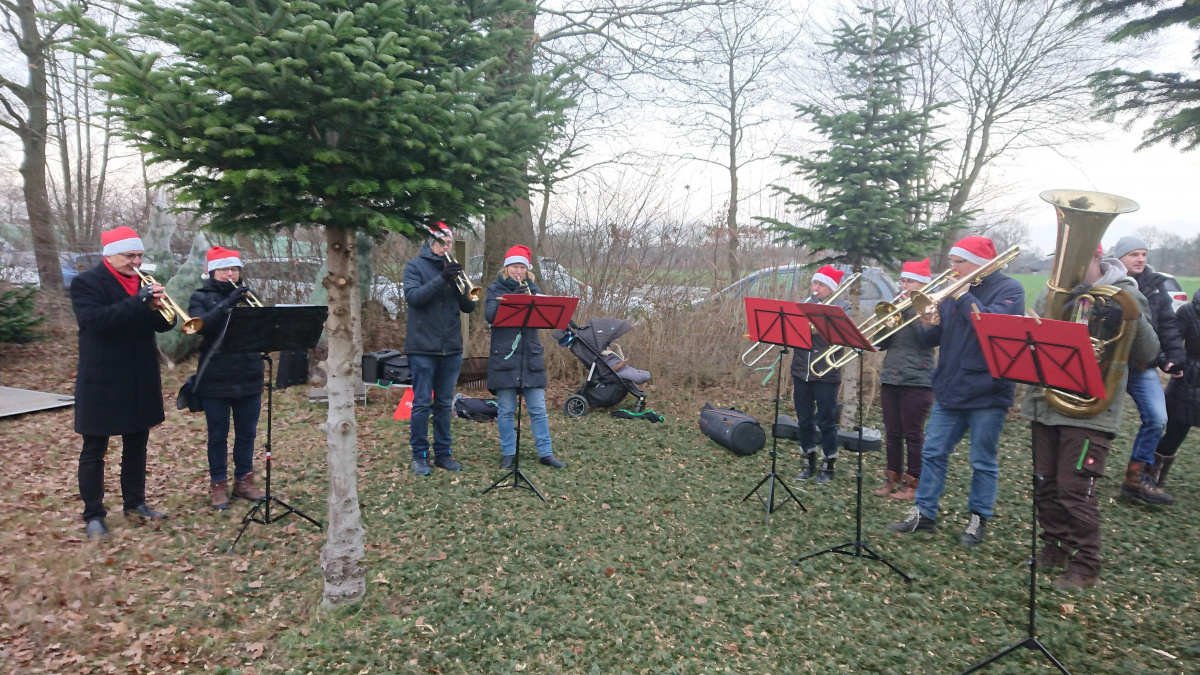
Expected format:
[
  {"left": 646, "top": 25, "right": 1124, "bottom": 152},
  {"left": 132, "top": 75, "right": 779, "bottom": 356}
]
[
  {"left": 887, "top": 506, "right": 937, "bottom": 534},
  {"left": 539, "top": 454, "right": 566, "bottom": 468},
  {"left": 1052, "top": 569, "right": 1099, "bottom": 591},
  {"left": 412, "top": 458, "right": 432, "bottom": 476},
  {"left": 815, "top": 456, "right": 837, "bottom": 484},
  {"left": 795, "top": 450, "right": 818, "bottom": 481},
  {"left": 890, "top": 473, "right": 918, "bottom": 501},
  {"left": 874, "top": 470, "right": 900, "bottom": 496},
  {"left": 1152, "top": 452, "right": 1177, "bottom": 488},
  {"left": 1120, "top": 462, "right": 1173, "bottom": 505},
  {"left": 232, "top": 473, "right": 266, "bottom": 502},
  {"left": 85, "top": 518, "right": 109, "bottom": 540},
  {"left": 500, "top": 455, "right": 514, "bottom": 470},
  {"left": 960, "top": 512, "right": 987, "bottom": 546},
  {"left": 433, "top": 456, "right": 462, "bottom": 472},
  {"left": 211, "top": 479, "right": 230, "bottom": 510},
  {"left": 1031, "top": 545, "right": 1068, "bottom": 571},
  {"left": 124, "top": 504, "right": 167, "bottom": 520}
]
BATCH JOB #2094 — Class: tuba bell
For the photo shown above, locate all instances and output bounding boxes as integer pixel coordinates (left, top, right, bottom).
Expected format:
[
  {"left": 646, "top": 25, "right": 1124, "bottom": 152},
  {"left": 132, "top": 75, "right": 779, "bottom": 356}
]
[{"left": 1039, "top": 189, "right": 1141, "bottom": 418}]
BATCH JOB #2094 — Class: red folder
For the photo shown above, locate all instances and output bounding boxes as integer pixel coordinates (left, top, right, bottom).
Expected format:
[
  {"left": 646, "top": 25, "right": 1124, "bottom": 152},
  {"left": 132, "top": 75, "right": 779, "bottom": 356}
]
[
  {"left": 744, "top": 297, "right": 812, "bottom": 350},
  {"left": 970, "top": 313, "right": 1106, "bottom": 399}
]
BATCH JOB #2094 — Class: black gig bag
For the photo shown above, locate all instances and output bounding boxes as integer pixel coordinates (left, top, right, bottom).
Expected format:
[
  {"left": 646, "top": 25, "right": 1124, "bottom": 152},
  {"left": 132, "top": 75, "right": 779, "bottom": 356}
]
[{"left": 699, "top": 402, "right": 765, "bottom": 456}]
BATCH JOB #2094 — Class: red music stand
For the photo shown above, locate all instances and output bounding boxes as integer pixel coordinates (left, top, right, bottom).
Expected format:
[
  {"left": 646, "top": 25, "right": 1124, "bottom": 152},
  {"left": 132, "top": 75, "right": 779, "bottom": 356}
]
[
  {"left": 483, "top": 294, "right": 578, "bottom": 502},
  {"left": 741, "top": 298, "right": 811, "bottom": 523},
  {"left": 957, "top": 312, "right": 1102, "bottom": 675},
  {"left": 794, "top": 302, "right": 912, "bottom": 583}
]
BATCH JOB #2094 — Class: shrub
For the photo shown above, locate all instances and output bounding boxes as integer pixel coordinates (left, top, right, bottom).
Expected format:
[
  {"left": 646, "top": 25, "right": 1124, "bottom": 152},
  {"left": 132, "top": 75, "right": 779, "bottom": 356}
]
[{"left": 0, "top": 284, "right": 46, "bottom": 343}]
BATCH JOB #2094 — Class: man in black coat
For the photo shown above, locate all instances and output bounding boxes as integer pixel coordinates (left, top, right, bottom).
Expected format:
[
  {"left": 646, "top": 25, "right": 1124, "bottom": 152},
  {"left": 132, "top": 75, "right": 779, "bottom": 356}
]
[
  {"left": 402, "top": 223, "right": 477, "bottom": 476},
  {"left": 71, "top": 227, "right": 176, "bottom": 539}
]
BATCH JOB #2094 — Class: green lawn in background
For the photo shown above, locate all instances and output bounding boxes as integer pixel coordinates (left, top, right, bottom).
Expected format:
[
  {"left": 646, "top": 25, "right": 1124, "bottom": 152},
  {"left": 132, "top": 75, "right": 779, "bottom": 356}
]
[{"left": 1012, "top": 274, "right": 1199, "bottom": 309}]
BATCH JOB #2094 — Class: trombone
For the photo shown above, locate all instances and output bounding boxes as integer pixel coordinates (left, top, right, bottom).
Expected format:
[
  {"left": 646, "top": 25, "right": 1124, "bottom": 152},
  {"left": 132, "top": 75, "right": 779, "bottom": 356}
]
[
  {"left": 443, "top": 250, "right": 482, "bottom": 301},
  {"left": 135, "top": 268, "right": 203, "bottom": 334},
  {"left": 740, "top": 271, "right": 862, "bottom": 367},
  {"left": 910, "top": 246, "right": 1021, "bottom": 324}
]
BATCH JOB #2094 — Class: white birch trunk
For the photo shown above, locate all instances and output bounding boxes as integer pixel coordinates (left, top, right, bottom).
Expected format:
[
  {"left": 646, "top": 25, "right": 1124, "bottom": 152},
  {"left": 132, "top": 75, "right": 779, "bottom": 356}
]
[{"left": 319, "top": 227, "right": 367, "bottom": 608}]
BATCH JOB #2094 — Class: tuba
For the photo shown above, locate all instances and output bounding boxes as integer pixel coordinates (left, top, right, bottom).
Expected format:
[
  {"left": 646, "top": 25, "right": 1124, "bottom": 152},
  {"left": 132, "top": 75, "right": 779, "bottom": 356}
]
[{"left": 1040, "top": 189, "right": 1141, "bottom": 418}]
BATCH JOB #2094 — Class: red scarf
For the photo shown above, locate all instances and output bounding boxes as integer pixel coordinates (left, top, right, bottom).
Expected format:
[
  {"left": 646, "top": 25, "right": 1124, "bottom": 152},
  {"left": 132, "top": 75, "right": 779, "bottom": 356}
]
[{"left": 104, "top": 258, "right": 141, "bottom": 296}]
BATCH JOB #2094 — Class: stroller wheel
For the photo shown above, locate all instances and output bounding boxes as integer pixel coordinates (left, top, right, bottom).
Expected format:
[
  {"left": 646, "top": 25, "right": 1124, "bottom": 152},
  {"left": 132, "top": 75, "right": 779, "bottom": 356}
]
[{"left": 564, "top": 394, "right": 589, "bottom": 418}]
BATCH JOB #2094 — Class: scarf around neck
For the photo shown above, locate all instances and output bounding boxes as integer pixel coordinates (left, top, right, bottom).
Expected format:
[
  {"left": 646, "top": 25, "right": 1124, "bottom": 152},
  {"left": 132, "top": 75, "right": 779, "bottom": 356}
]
[{"left": 104, "top": 259, "right": 141, "bottom": 296}]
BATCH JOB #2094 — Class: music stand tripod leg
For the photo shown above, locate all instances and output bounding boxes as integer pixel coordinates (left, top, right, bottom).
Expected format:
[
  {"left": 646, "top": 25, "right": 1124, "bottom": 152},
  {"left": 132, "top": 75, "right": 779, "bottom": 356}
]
[
  {"left": 483, "top": 318, "right": 546, "bottom": 503},
  {"left": 742, "top": 342, "right": 806, "bottom": 523}
]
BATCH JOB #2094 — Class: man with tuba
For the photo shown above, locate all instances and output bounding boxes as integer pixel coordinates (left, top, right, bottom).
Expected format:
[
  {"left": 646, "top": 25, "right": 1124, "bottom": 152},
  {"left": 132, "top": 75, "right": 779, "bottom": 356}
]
[
  {"left": 72, "top": 226, "right": 175, "bottom": 539},
  {"left": 793, "top": 265, "right": 850, "bottom": 484},
  {"left": 1021, "top": 244, "right": 1158, "bottom": 590},
  {"left": 187, "top": 246, "right": 266, "bottom": 510},
  {"left": 402, "top": 222, "right": 478, "bottom": 476},
  {"left": 888, "top": 236, "right": 1024, "bottom": 546}
]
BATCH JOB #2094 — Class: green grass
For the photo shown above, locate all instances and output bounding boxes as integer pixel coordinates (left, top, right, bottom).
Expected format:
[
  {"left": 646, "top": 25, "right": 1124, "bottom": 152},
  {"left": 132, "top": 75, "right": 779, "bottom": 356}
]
[{"left": 1013, "top": 274, "right": 1200, "bottom": 309}]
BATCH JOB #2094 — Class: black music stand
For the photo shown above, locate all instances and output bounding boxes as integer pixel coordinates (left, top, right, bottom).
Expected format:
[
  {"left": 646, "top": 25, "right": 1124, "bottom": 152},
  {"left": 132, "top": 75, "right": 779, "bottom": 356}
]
[
  {"left": 223, "top": 305, "right": 328, "bottom": 553},
  {"left": 740, "top": 297, "right": 811, "bottom": 523},
  {"left": 483, "top": 294, "right": 578, "bottom": 502},
  {"left": 793, "top": 303, "right": 912, "bottom": 582},
  {"left": 955, "top": 311, "right": 1106, "bottom": 675}
]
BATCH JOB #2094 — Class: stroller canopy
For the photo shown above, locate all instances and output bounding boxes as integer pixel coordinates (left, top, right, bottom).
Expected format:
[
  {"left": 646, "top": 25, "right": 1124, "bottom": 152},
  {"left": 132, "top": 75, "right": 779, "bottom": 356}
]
[{"left": 553, "top": 318, "right": 634, "bottom": 365}]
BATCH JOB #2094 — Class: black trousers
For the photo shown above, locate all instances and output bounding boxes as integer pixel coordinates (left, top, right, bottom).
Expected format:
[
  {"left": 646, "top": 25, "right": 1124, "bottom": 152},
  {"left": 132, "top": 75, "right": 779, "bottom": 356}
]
[
  {"left": 793, "top": 379, "right": 840, "bottom": 458},
  {"left": 78, "top": 431, "right": 149, "bottom": 522},
  {"left": 1156, "top": 418, "right": 1191, "bottom": 458}
]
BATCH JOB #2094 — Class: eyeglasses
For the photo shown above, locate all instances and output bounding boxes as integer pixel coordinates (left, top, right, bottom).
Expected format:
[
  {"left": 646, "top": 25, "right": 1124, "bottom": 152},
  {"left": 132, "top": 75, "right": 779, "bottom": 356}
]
[{"left": 120, "top": 252, "right": 145, "bottom": 260}]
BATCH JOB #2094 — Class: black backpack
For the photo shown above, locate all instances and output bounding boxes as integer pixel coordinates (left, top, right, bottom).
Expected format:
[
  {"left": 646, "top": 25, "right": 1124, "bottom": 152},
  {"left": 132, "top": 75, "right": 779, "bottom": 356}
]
[{"left": 453, "top": 395, "right": 498, "bottom": 422}]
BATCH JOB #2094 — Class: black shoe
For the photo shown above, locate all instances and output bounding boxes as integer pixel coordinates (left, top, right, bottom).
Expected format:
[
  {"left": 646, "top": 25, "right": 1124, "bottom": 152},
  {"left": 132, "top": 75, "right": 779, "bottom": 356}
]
[
  {"left": 887, "top": 506, "right": 937, "bottom": 534},
  {"left": 499, "top": 455, "right": 514, "bottom": 470},
  {"left": 123, "top": 504, "right": 167, "bottom": 520},
  {"left": 412, "top": 458, "right": 432, "bottom": 476},
  {"left": 815, "top": 456, "right": 836, "bottom": 484},
  {"left": 795, "top": 451, "right": 818, "bottom": 481},
  {"left": 434, "top": 456, "right": 462, "bottom": 472},
  {"left": 85, "top": 518, "right": 109, "bottom": 540},
  {"left": 539, "top": 454, "right": 566, "bottom": 468},
  {"left": 960, "top": 512, "right": 987, "bottom": 546}
]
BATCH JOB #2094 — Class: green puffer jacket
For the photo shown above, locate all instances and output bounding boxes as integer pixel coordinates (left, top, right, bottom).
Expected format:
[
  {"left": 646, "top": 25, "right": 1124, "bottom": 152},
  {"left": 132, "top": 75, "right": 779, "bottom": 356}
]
[
  {"left": 878, "top": 307, "right": 935, "bottom": 388},
  {"left": 1020, "top": 272, "right": 1159, "bottom": 434}
]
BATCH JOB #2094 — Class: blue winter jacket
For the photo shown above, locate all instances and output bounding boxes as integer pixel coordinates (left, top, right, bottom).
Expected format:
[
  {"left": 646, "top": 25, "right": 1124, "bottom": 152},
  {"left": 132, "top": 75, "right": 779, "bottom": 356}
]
[
  {"left": 917, "top": 272, "right": 1025, "bottom": 409},
  {"left": 402, "top": 244, "right": 477, "bottom": 356}
]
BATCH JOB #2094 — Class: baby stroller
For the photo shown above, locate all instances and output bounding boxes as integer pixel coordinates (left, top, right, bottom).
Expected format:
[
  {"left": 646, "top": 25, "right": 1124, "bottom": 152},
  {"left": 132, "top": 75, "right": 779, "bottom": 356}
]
[{"left": 552, "top": 318, "right": 664, "bottom": 423}]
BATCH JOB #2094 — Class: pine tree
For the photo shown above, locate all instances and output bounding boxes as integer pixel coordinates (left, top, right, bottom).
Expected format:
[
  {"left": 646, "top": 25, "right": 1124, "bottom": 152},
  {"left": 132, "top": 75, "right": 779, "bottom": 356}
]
[{"left": 62, "top": 0, "right": 564, "bottom": 608}]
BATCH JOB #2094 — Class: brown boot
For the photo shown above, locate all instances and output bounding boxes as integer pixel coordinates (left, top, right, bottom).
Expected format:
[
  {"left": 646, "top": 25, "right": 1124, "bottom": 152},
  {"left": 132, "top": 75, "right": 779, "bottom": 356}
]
[
  {"left": 874, "top": 470, "right": 901, "bottom": 496},
  {"left": 1152, "top": 452, "right": 1177, "bottom": 488},
  {"left": 211, "top": 480, "right": 230, "bottom": 510},
  {"left": 1052, "top": 569, "right": 1099, "bottom": 591},
  {"left": 1033, "top": 544, "right": 1068, "bottom": 571},
  {"left": 1120, "top": 462, "right": 1174, "bottom": 505},
  {"left": 232, "top": 473, "right": 266, "bottom": 502},
  {"left": 890, "top": 473, "right": 918, "bottom": 500}
]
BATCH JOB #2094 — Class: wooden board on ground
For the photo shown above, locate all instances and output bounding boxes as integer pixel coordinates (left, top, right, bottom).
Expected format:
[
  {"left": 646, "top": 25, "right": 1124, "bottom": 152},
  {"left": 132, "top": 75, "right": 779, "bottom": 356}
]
[{"left": 0, "top": 386, "right": 74, "bottom": 418}]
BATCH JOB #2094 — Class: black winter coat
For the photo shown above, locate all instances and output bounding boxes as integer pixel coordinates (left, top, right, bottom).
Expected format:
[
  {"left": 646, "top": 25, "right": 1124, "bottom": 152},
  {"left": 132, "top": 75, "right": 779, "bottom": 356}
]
[
  {"left": 1165, "top": 294, "right": 1200, "bottom": 427},
  {"left": 402, "top": 244, "right": 477, "bottom": 356},
  {"left": 485, "top": 275, "right": 547, "bottom": 391},
  {"left": 1132, "top": 266, "right": 1187, "bottom": 371},
  {"left": 790, "top": 295, "right": 850, "bottom": 384},
  {"left": 71, "top": 263, "right": 175, "bottom": 436},
  {"left": 878, "top": 308, "right": 934, "bottom": 388},
  {"left": 187, "top": 279, "right": 265, "bottom": 399}
]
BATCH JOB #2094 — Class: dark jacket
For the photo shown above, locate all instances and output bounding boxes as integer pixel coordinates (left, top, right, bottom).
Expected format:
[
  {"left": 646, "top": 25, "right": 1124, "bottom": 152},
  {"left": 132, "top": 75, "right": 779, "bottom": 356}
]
[
  {"left": 1131, "top": 265, "right": 1187, "bottom": 371},
  {"left": 71, "top": 263, "right": 175, "bottom": 436},
  {"left": 402, "top": 244, "right": 477, "bottom": 356},
  {"left": 187, "top": 279, "right": 265, "bottom": 399},
  {"left": 1165, "top": 292, "right": 1200, "bottom": 427},
  {"left": 917, "top": 271, "right": 1025, "bottom": 409},
  {"left": 485, "top": 275, "right": 547, "bottom": 391},
  {"left": 878, "top": 308, "right": 934, "bottom": 388},
  {"left": 790, "top": 294, "right": 851, "bottom": 385}
]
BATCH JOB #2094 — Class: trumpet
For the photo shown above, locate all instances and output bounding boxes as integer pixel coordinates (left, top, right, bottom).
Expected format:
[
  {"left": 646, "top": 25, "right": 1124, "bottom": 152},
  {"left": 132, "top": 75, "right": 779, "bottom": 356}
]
[
  {"left": 135, "top": 268, "right": 203, "bottom": 334},
  {"left": 444, "top": 251, "right": 482, "bottom": 301},
  {"left": 909, "top": 246, "right": 1021, "bottom": 325},
  {"left": 237, "top": 281, "right": 264, "bottom": 307},
  {"left": 740, "top": 271, "right": 862, "bottom": 367}
]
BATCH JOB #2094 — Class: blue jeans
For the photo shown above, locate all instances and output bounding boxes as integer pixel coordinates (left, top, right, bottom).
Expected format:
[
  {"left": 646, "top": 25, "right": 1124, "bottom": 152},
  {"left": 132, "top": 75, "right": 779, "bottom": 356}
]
[
  {"left": 408, "top": 353, "right": 463, "bottom": 461},
  {"left": 1125, "top": 367, "right": 1167, "bottom": 465},
  {"left": 496, "top": 388, "right": 553, "bottom": 458},
  {"left": 200, "top": 394, "right": 261, "bottom": 481},
  {"left": 915, "top": 403, "right": 1007, "bottom": 521}
]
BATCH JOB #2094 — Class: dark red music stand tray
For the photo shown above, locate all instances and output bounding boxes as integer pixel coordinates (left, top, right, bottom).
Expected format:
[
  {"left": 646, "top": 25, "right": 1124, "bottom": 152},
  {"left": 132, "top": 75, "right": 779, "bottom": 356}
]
[
  {"left": 484, "top": 294, "right": 578, "bottom": 502},
  {"left": 802, "top": 302, "right": 877, "bottom": 352}
]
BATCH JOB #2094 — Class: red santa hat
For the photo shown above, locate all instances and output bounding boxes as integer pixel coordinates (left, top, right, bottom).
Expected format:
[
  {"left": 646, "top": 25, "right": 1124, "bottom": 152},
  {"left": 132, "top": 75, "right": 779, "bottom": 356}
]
[
  {"left": 948, "top": 236, "right": 997, "bottom": 266},
  {"left": 428, "top": 221, "right": 453, "bottom": 241},
  {"left": 503, "top": 245, "right": 532, "bottom": 268},
  {"left": 206, "top": 246, "right": 242, "bottom": 272},
  {"left": 101, "top": 226, "right": 144, "bottom": 256},
  {"left": 900, "top": 258, "right": 932, "bottom": 283},
  {"left": 811, "top": 265, "right": 844, "bottom": 292}
]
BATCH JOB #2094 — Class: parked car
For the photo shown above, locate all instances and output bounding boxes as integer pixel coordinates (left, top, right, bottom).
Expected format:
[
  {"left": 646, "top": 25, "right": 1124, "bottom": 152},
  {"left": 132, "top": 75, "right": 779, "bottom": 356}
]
[
  {"left": 468, "top": 255, "right": 590, "bottom": 299},
  {"left": 1159, "top": 273, "right": 1189, "bottom": 313},
  {"left": 241, "top": 257, "right": 404, "bottom": 319},
  {"left": 62, "top": 253, "right": 106, "bottom": 288},
  {"left": 696, "top": 264, "right": 900, "bottom": 316}
]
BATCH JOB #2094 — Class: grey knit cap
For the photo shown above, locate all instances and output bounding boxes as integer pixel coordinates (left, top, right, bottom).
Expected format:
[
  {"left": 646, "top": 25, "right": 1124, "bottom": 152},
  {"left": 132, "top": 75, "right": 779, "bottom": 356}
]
[{"left": 1110, "top": 235, "right": 1149, "bottom": 260}]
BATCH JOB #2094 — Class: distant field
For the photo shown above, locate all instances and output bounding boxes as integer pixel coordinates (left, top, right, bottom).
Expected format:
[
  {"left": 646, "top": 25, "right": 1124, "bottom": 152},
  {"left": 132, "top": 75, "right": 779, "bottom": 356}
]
[{"left": 1011, "top": 274, "right": 1199, "bottom": 309}]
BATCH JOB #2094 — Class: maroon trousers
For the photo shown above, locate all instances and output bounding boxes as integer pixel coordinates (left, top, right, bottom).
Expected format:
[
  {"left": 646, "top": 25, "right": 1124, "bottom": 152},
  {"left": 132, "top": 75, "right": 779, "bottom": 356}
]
[
  {"left": 880, "top": 384, "right": 933, "bottom": 478},
  {"left": 1032, "top": 422, "right": 1112, "bottom": 577}
]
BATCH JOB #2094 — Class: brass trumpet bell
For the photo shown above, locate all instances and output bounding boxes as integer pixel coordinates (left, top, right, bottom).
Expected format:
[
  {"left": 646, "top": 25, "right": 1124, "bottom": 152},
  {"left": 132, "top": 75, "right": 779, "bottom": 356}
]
[{"left": 135, "top": 268, "right": 203, "bottom": 334}]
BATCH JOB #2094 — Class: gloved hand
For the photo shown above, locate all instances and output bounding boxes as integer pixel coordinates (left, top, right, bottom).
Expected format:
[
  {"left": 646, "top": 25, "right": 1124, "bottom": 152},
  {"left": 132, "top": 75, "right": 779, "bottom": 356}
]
[
  {"left": 228, "top": 285, "right": 251, "bottom": 304},
  {"left": 441, "top": 262, "right": 464, "bottom": 281},
  {"left": 136, "top": 284, "right": 157, "bottom": 304}
]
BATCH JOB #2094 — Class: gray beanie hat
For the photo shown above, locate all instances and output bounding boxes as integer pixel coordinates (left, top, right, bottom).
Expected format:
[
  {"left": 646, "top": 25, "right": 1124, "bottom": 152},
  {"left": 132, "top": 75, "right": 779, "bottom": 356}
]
[{"left": 1110, "top": 235, "right": 1149, "bottom": 260}]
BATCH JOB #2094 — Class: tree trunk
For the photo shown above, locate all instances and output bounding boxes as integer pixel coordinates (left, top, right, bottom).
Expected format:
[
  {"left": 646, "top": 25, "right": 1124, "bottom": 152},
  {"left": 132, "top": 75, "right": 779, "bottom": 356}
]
[
  {"left": 839, "top": 258, "right": 865, "bottom": 428},
  {"left": 483, "top": 199, "right": 544, "bottom": 292},
  {"left": 726, "top": 68, "right": 740, "bottom": 283},
  {"left": 319, "top": 227, "right": 366, "bottom": 609}
]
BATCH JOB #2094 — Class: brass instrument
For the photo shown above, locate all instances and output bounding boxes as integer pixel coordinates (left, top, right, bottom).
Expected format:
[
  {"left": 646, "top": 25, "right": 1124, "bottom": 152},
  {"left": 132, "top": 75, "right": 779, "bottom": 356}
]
[
  {"left": 740, "top": 271, "right": 862, "bottom": 367},
  {"left": 135, "top": 268, "right": 203, "bottom": 334},
  {"left": 1039, "top": 189, "right": 1141, "bottom": 418},
  {"left": 808, "top": 268, "right": 956, "bottom": 377},
  {"left": 909, "top": 246, "right": 1022, "bottom": 324},
  {"left": 444, "top": 251, "right": 482, "bottom": 301},
  {"left": 237, "top": 281, "right": 264, "bottom": 307}
]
